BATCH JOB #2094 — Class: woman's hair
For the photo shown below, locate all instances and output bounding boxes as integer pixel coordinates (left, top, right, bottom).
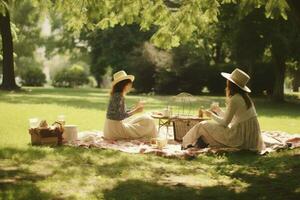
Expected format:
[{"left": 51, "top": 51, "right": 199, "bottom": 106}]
[
  {"left": 226, "top": 80, "right": 252, "bottom": 109},
  {"left": 110, "top": 79, "right": 132, "bottom": 95}
]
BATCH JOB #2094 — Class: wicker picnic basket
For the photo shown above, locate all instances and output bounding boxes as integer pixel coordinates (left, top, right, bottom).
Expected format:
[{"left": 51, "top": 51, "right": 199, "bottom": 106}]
[
  {"left": 29, "top": 122, "right": 64, "bottom": 145},
  {"left": 172, "top": 117, "right": 204, "bottom": 142}
]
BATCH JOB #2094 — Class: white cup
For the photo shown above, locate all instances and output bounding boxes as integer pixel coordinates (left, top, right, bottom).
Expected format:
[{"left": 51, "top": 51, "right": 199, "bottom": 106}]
[
  {"left": 163, "top": 108, "right": 170, "bottom": 117},
  {"left": 156, "top": 138, "right": 168, "bottom": 149},
  {"left": 63, "top": 125, "right": 78, "bottom": 142},
  {"left": 29, "top": 118, "right": 39, "bottom": 128},
  {"left": 57, "top": 115, "right": 66, "bottom": 125}
]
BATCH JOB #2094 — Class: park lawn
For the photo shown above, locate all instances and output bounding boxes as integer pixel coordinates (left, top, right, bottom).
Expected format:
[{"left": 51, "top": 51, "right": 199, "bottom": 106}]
[{"left": 0, "top": 87, "right": 300, "bottom": 200}]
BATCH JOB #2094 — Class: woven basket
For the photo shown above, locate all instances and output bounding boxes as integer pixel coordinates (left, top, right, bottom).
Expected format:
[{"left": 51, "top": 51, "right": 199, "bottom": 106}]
[
  {"left": 173, "top": 117, "right": 204, "bottom": 142},
  {"left": 29, "top": 122, "right": 64, "bottom": 145}
]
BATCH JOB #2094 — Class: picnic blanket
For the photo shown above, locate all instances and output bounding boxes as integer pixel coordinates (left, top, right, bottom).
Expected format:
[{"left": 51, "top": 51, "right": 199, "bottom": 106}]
[{"left": 65, "top": 130, "right": 300, "bottom": 159}]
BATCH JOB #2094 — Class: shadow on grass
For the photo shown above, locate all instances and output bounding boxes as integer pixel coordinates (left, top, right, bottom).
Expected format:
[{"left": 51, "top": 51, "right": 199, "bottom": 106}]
[
  {"left": 101, "top": 179, "right": 205, "bottom": 199},
  {"left": 0, "top": 87, "right": 167, "bottom": 110},
  {"left": 101, "top": 151, "right": 300, "bottom": 200},
  {"left": 1, "top": 87, "right": 300, "bottom": 117},
  {"left": 230, "top": 164, "right": 300, "bottom": 200},
  {"left": 0, "top": 147, "right": 48, "bottom": 161},
  {"left": 100, "top": 166, "right": 300, "bottom": 200},
  {"left": 0, "top": 93, "right": 108, "bottom": 110},
  {"left": 0, "top": 166, "right": 54, "bottom": 200},
  {"left": 0, "top": 145, "right": 300, "bottom": 199},
  {"left": 0, "top": 87, "right": 106, "bottom": 98}
]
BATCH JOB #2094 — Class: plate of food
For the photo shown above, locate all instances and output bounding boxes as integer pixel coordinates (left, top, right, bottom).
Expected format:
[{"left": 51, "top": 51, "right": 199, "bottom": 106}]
[{"left": 151, "top": 111, "right": 164, "bottom": 118}]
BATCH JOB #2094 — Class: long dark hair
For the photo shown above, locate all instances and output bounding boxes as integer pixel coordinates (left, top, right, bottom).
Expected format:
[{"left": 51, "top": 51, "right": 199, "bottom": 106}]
[
  {"left": 110, "top": 79, "right": 132, "bottom": 95},
  {"left": 226, "top": 80, "right": 252, "bottom": 109}
]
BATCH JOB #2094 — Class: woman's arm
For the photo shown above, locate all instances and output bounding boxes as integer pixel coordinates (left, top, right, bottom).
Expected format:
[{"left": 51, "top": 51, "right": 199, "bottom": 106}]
[
  {"left": 211, "top": 106, "right": 225, "bottom": 117},
  {"left": 125, "top": 101, "right": 144, "bottom": 116},
  {"left": 210, "top": 97, "right": 238, "bottom": 127},
  {"left": 127, "top": 106, "right": 143, "bottom": 116}
]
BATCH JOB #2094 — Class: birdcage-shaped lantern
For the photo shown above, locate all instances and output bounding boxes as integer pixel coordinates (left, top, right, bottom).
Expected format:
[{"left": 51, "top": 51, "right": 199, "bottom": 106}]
[
  {"left": 169, "top": 92, "right": 198, "bottom": 117},
  {"left": 169, "top": 92, "right": 205, "bottom": 141}
]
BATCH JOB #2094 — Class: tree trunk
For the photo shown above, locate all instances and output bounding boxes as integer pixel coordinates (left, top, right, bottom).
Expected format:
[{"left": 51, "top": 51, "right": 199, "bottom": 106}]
[
  {"left": 214, "top": 42, "right": 222, "bottom": 64},
  {"left": 0, "top": 8, "right": 19, "bottom": 90},
  {"left": 272, "top": 56, "right": 286, "bottom": 102},
  {"left": 95, "top": 77, "right": 101, "bottom": 88},
  {"left": 287, "top": 0, "right": 300, "bottom": 23},
  {"left": 292, "top": 70, "right": 300, "bottom": 92}
]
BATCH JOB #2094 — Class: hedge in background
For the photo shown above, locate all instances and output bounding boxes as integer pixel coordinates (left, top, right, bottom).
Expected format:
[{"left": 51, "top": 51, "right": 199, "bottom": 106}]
[
  {"left": 20, "top": 66, "right": 46, "bottom": 86},
  {"left": 52, "top": 65, "right": 89, "bottom": 88}
]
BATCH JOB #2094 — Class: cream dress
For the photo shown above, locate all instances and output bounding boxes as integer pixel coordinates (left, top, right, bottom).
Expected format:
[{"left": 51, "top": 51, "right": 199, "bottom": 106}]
[
  {"left": 103, "top": 93, "right": 157, "bottom": 140},
  {"left": 182, "top": 94, "right": 265, "bottom": 152},
  {"left": 104, "top": 114, "right": 157, "bottom": 140}
]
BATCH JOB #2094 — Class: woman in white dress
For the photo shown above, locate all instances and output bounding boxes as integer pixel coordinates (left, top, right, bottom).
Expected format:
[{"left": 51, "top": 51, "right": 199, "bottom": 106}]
[
  {"left": 104, "top": 70, "right": 157, "bottom": 140},
  {"left": 182, "top": 68, "right": 265, "bottom": 152}
]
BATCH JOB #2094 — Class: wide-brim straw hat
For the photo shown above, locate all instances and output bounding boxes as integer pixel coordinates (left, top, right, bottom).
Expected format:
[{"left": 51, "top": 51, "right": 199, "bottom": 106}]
[
  {"left": 112, "top": 70, "right": 135, "bottom": 86},
  {"left": 221, "top": 68, "right": 251, "bottom": 93}
]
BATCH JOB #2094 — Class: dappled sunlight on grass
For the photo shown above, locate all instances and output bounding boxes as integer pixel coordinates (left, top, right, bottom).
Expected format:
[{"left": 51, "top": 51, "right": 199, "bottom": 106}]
[
  {"left": 1, "top": 87, "right": 300, "bottom": 199},
  {"left": 0, "top": 145, "right": 300, "bottom": 199}
]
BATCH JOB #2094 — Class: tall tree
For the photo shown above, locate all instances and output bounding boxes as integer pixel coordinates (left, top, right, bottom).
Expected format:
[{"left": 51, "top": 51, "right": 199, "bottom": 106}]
[
  {"left": 0, "top": 0, "right": 18, "bottom": 90},
  {"left": 268, "top": 16, "right": 300, "bottom": 101}
]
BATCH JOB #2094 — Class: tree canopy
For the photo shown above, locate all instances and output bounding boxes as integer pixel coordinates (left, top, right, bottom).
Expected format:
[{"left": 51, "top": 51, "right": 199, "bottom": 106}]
[
  {"left": 1, "top": 0, "right": 299, "bottom": 102},
  {"left": 52, "top": 0, "right": 291, "bottom": 49}
]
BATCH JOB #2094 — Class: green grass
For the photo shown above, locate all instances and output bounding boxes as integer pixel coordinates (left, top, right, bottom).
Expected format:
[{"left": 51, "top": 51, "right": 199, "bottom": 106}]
[{"left": 0, "top": 87, "right": 300, "bottom": 200}]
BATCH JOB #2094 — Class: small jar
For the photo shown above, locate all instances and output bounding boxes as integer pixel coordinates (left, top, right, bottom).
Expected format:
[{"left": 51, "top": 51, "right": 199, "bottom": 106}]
[{"left": 198, "top": 108, "right": 203, "bottom": 118}]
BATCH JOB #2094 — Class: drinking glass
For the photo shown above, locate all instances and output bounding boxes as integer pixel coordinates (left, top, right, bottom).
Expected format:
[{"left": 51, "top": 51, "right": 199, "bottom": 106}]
[
  {"left": 29, "top": 118, "right": 39, "bottom": 129},
  {"left": 57, "top": 115, "right": 66, "bottom": 125}
]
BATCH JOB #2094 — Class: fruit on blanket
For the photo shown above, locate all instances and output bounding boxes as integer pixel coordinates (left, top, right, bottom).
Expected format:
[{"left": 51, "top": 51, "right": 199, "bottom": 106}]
[{"left": 39, "top": 120, "right": 48, "bottom": 129}]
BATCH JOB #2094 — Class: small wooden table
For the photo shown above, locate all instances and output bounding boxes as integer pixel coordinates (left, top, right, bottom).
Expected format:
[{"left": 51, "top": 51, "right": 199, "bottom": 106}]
[{"left": 151, "top": 114, "right": 208, "bottom": 141}]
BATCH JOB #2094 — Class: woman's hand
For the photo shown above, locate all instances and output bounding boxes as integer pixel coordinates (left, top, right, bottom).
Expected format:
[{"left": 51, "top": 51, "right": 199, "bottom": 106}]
[
  {"left": 210, "top": 102, "right": 220, "bottom": 113},
  {"left": 133, "top": 101, "right": 144, "bottom": 114},
  {"left": 128, "top": 102, "right": 144, "bottom": 116},
  {"left": 135, "top": 105, "right": 144, "bottom": 113},
  {"left": 204, "top": 110, "right": 213, "bottom": 118},
  {"left": 211, "top": 107, "right": 222, "bottom": 115}
]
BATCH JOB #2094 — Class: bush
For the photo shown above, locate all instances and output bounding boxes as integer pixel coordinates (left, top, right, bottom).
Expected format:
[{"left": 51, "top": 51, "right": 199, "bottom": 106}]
[
  {"left": 52, "top": 65, "right": 89, "bottom": 88},
  {"left": 20, "top": 66, "right": 46, "bottom": 86},
  {"left": 177, "top": 62, "right": 209, "bottom": 95},
  {"left": 127, "top": 54, "right": 156, "bottom": 93},
  {"left": 154, "top": 69, "right": 179, "bottom": 95}
]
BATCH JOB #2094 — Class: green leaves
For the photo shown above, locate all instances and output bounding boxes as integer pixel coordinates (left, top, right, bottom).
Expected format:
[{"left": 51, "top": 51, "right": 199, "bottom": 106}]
[
  {"left": 236, "top": 0, "right": 290, "bottom": 20},
  {"left": 0, "top": 0, "right": 9, "bottom": 15},
  {"left": 50, "top": 0, "right": 291, "bottom": 50},
  {"left": 265, "top": 0, "right": 289, "bottom": 20}
]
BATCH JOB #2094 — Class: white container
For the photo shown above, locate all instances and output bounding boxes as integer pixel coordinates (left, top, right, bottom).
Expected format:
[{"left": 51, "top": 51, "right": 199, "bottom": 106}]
[
  {"left": 63, "top": 125, "right": 78, "bottom": 142},
  {"left": 163, "top": 108, "right": 171, "bottom": 117},
  {"left": 156, "top": 138, "right": 168, "bottom": 149},
  {"left": 29, "top": 118, "right": 39, "bottom": 128}
]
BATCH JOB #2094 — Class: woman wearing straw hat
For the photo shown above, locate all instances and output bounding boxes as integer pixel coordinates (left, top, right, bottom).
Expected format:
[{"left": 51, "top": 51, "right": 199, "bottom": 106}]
[
  {"left": 104, "top": 70, "right": 157, "bottom": 140},
  {"left": 182, "top": 68, "right": 265, "bottom": 152}
]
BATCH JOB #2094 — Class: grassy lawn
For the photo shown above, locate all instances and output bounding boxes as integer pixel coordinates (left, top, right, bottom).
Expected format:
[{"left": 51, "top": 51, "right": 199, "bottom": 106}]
[{"left": 0, "top": 87, "right": 300, "bottom": 200}]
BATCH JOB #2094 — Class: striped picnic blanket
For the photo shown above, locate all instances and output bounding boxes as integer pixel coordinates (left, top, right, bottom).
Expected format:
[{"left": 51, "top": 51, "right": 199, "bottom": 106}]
[{"left": 65, "top": 130, "right": 300, "bottom": 159}]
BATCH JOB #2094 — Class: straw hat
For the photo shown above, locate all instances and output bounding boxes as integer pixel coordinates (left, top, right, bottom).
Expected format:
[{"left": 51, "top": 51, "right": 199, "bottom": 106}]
[
  {"left": 221, "top": 68, "right": 251, "bottom": 93},
  {"left": 112, "top": 70, "right": 135, "bottom": 86}
]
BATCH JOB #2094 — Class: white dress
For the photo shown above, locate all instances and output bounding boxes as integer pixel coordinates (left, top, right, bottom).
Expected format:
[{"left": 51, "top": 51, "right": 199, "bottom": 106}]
[
  {"left": 103, "top": 93, "right": 157, "bottom": 140},
  {"left": 182, "top": 94, "right": 265, "bottom": 152},
  {"left": 104, "top": 114, "right": 157, "bottom": 140}
]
